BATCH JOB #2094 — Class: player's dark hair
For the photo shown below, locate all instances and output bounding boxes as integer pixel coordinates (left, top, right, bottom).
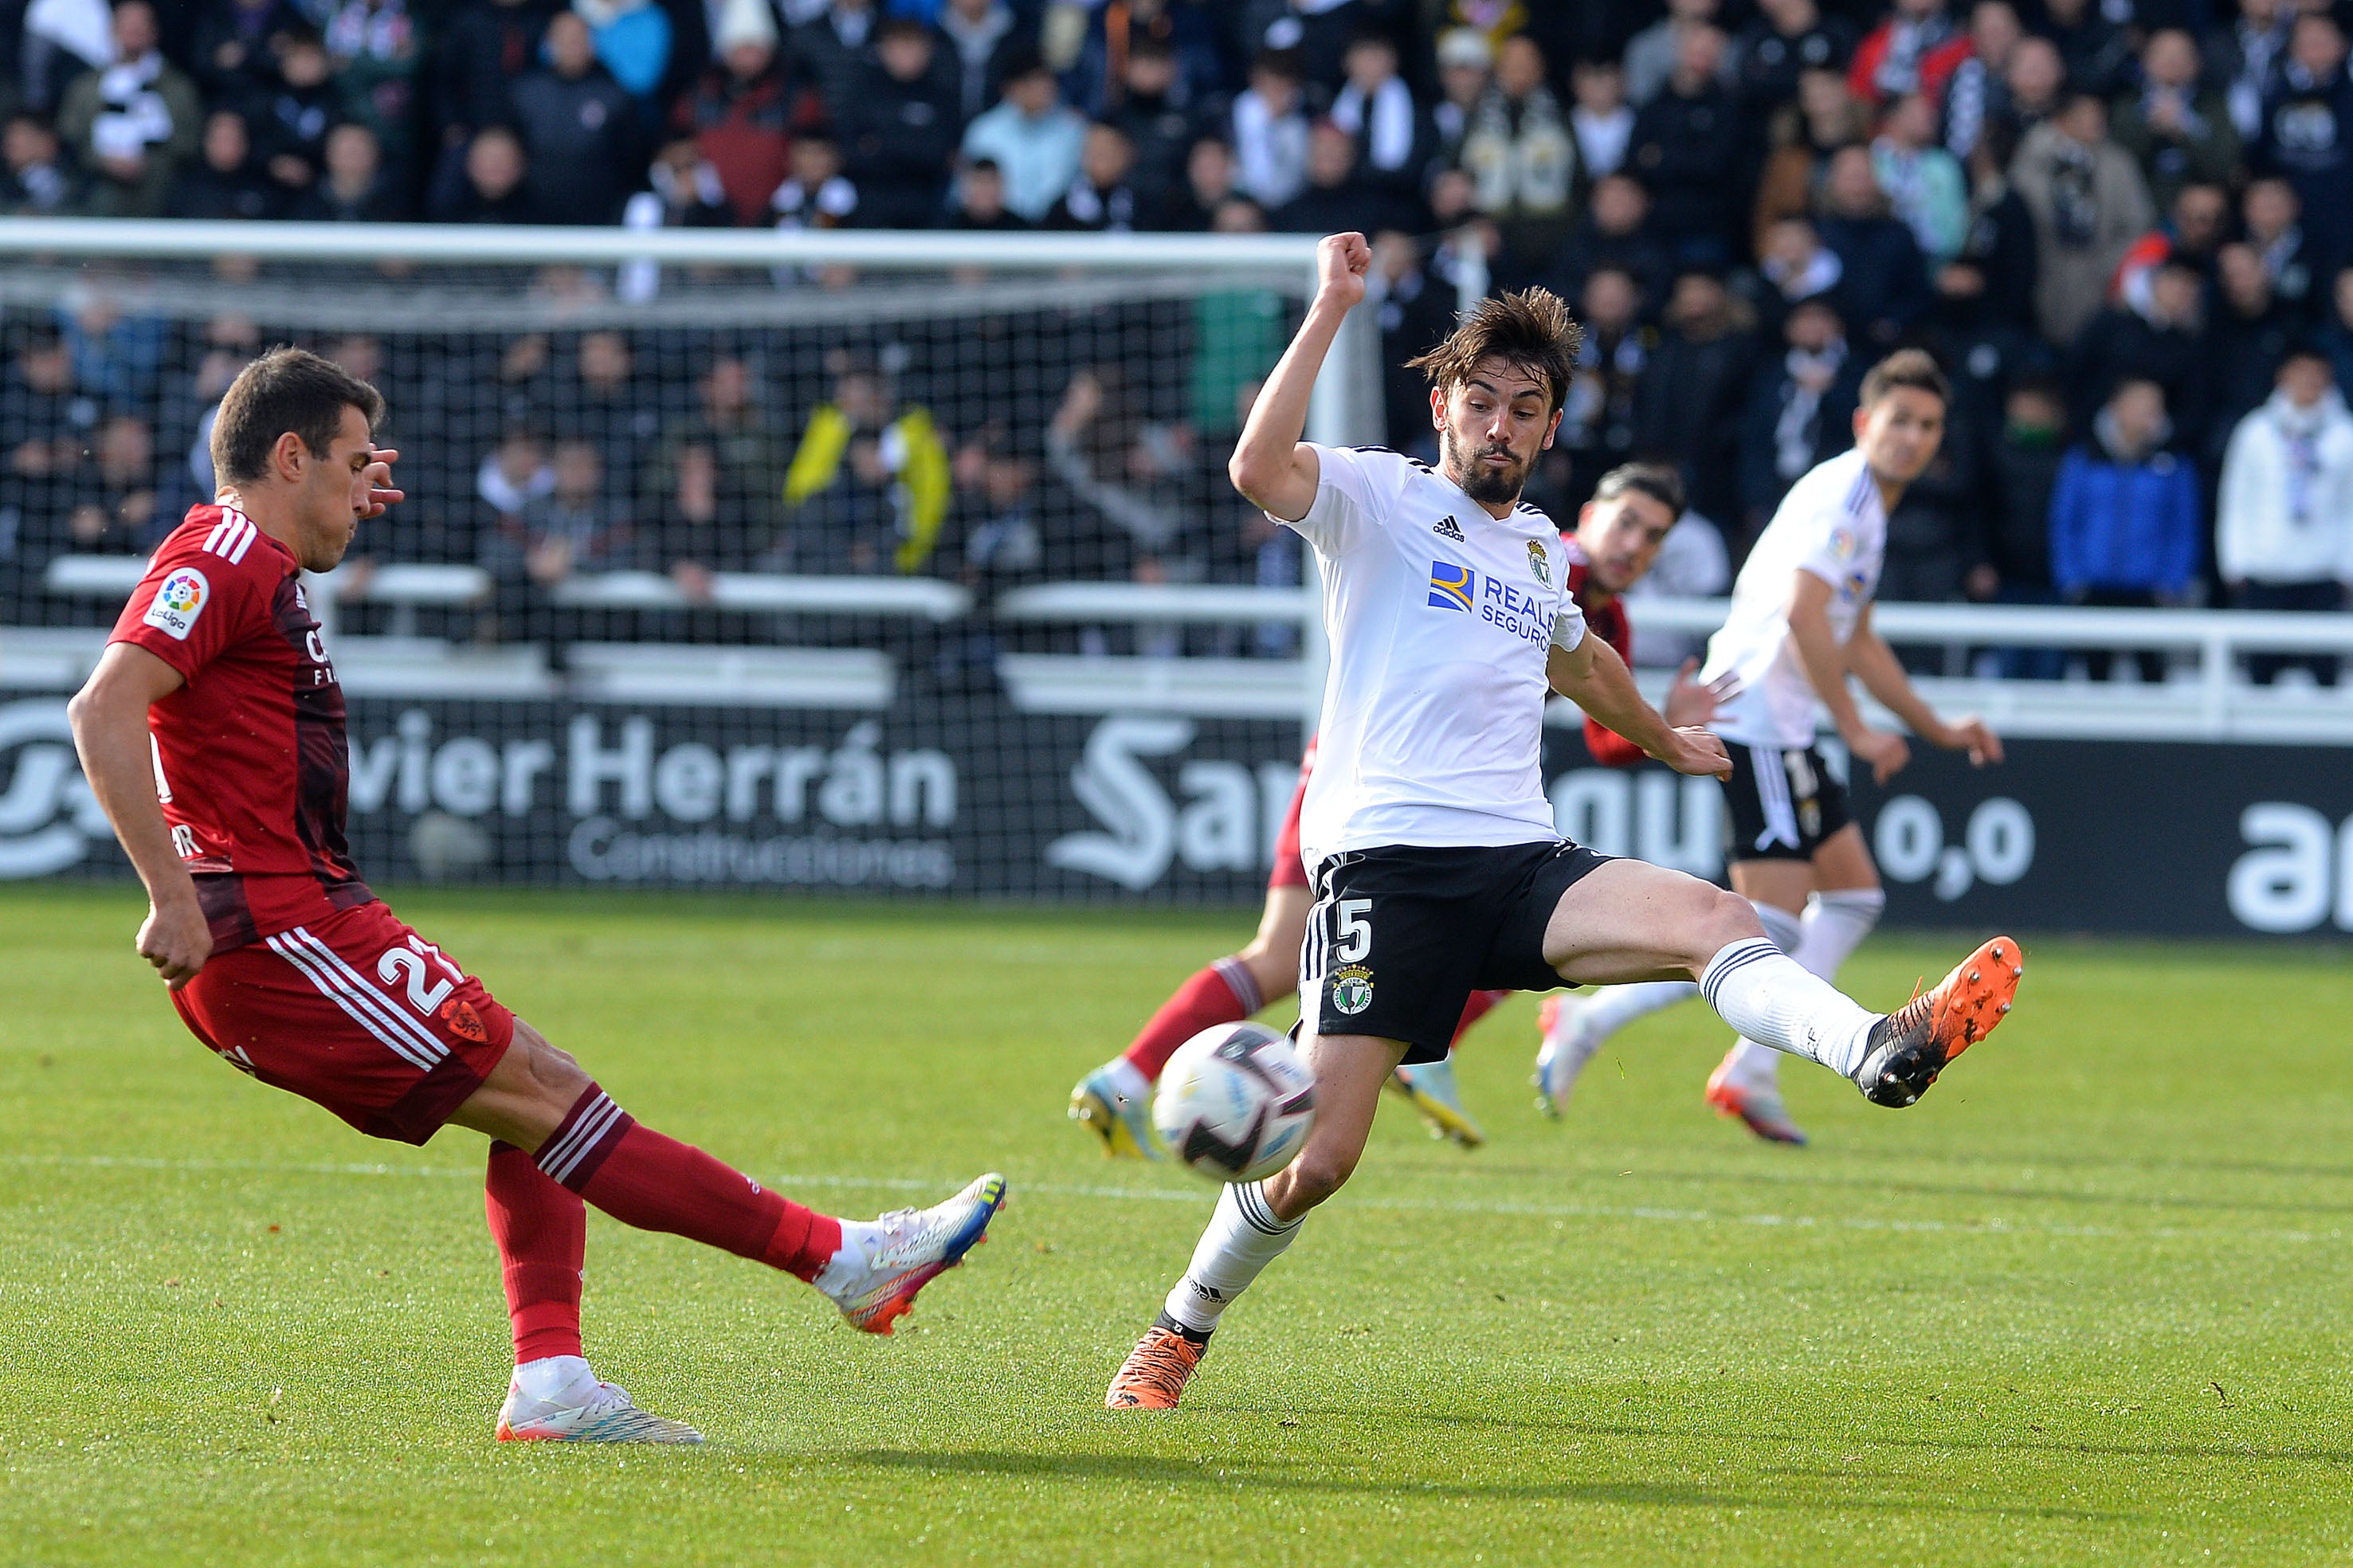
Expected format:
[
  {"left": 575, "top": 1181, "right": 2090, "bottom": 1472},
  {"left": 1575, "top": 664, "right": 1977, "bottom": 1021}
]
[
  {"left": 1858, "top": 348, "right": 1951, "bottom": 412},
  {"left": 210, "top": 345, "right": 383, "bottom": 484},
  {"left": 1407, "top": 287, "right": 1581, "bottom": 416},
  {"left": 1591, "top": 461, "right": 1684, "bottom": 517}
]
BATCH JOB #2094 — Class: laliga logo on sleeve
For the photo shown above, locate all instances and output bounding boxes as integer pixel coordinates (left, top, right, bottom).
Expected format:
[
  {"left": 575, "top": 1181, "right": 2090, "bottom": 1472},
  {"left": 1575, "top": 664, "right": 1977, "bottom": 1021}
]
[
  {"left": 142, "top": 566, "right": 210, "bottom": 641},
  {"left": 0, "top": 700, "right": 112, "bottom": 878}
]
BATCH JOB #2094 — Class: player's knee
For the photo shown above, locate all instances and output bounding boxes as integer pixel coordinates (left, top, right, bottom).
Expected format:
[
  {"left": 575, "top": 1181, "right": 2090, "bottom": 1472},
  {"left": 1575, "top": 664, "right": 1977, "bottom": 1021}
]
[
  {"left": 1693, "top": 888, "right": 1769, "bottom": 962},
  {"left": 1283, "top": 1144, "right": 1359, "bottom": 1209}
]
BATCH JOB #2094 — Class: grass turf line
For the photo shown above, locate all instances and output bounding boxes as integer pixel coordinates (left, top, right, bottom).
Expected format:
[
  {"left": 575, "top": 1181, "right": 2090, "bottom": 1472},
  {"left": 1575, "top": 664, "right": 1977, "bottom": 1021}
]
[{"left": 1, "top": 884, "right": 2347, "bottom": 1566}]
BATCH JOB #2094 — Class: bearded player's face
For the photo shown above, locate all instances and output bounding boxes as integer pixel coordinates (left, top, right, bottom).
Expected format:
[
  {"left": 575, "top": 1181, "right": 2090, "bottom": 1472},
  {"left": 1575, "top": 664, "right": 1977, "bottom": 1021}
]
[
  {"left": 1432, "top": 357, "right": 1560, "bottom": 508},
  {"left": 297, "top": 405, "right": 375, "bottom": 571}
]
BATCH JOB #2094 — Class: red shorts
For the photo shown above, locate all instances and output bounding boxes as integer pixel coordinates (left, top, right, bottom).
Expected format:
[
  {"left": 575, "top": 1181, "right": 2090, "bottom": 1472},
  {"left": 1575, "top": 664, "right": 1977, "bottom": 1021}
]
[
  {"left": 171, "top": 900, "right": 517, "bottom": 1146},
  {"left": 1268, "top": 736, "right": 1317, "bottom": 892}
]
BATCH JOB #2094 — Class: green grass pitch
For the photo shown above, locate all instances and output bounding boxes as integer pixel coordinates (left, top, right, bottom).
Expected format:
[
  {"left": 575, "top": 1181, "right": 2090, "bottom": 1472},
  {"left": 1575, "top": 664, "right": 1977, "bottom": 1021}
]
[{"left": 2, "top": 884, "right": 2347, "bottom": 1566}]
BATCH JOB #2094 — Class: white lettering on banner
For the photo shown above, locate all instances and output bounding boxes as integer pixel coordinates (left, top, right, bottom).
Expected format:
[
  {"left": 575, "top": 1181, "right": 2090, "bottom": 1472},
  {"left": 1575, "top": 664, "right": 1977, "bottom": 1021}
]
[
  {"left": 1873, "top": 796, "right": 2037, "bottom": 902},
  {"left": 568, "top": 818, "right": 954, "bottom": 888},
  {"left": 349, "top": 711, "right": 557, "bottom": 818},
  {"left": 0, "top": 700, "right": 112, "bottom": 878},
  {"left": 2226, "top": 804, "right": 2353, "bottom": 932},
  {"left": 1046, "top": 715, "right": 1302, "bottom": 891},
  {"left": 1546, "top": 769, "right": 1723, "bottom": 876}
]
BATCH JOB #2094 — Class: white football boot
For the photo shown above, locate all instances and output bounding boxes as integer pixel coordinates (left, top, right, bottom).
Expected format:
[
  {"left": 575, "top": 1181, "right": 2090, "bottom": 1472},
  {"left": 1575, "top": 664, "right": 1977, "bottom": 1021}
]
[{"left": 495, "top": 1358, "right": 703, "bottom": 1444}]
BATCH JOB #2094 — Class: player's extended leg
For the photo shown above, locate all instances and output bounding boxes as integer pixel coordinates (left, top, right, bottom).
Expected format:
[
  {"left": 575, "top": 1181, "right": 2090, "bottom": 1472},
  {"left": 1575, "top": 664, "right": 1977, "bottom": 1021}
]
[
  {"left": 1070, "top": 885, "right": 1313, "bottom": 1158},
  {"left": 1388, "top": 988, "right": 1507, "bottom": 1148},
  {"left": 1541, "top": 858, "right": 2019, "bottom": 1106},
  {"left": 1712, "top": 828, "right": 1886, "bottom": 1143},
  {"left": 453, "top": 1022, "right": 1006, "bottom": 1343},
  {"left": 1105, "top": 1031, "right": 1404, "bottom": 1410}
]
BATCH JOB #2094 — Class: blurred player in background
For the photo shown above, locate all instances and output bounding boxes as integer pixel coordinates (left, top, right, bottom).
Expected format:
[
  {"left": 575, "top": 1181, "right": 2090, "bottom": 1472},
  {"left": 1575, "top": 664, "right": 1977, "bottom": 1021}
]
[
  {"left": 67, "top": 348, "right": 1006, "bottom": 1446},
  {"left": 1069, "top": 461, "right": 1724, "bottom": 1157},
  {"left": 1536, "top": 351, "right": 2004, "bottom": 1144}
]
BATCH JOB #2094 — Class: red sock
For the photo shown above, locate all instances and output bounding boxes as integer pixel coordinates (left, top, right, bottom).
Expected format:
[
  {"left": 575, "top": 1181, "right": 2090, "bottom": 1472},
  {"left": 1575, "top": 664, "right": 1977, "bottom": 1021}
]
[
  {"left": 1449, "top": 989, "right": 1511, "bottom": 1046},
  {"left": 534, "top": 1084, "right": 844, "bottom": 1283},
  {"left": 1121, "top": 955, "right": 1263, "bottom": 1080},
  {"left": 484, "top": 1141, "right": 586, "bottom": 1364}
]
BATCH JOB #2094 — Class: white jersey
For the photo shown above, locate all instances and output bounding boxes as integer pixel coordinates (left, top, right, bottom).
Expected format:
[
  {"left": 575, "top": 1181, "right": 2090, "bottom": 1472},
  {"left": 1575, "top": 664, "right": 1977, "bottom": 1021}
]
[
  {"left": 1700, "top": 449, "right": 1886, "bottom": 749},
  {"left": 1280, "top": 444, "right": 1586, "bottom": 867}
]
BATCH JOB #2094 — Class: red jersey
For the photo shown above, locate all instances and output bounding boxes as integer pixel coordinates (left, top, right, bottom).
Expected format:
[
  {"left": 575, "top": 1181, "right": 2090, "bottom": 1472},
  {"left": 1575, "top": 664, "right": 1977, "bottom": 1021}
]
[
  {"left": 111, "top": 505, "right": 373, "bottom": 951},
  {"left": 1562, "top": 535, "right": 1644, "bottom": 767}
]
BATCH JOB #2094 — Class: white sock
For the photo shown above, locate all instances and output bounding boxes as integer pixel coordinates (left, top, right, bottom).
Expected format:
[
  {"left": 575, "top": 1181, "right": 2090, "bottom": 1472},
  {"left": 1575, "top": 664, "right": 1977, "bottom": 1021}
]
[
  {"left": 1162, "top": 1181, "right": 1302, "bottom": 1335},
  {"left": 1751, "top": 899, "right": 1804, "bottom": 955},
  {"left": 1102, "top": 1056, "right": 1151, "bottom": 1103},
  {"left": 1725, "top": 890, "right": 1886, "bottom": 1088},
  {"left": 812, "top": 1222, "right": 880, "bottom": 1297},
  {"left": 512, "top": 1354, "right": 594, "bottom": 1403},
  {"left": 1571, "top": 979, "right": 1700, "bottom": 1046},
  {"left": 1698, "top": 939, "right": 1878, "bottom": 1078}
]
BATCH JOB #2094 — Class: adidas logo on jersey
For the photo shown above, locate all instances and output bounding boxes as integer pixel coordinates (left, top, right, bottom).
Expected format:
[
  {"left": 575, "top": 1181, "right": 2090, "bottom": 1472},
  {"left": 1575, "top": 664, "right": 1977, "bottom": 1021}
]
[{"left": 1433, "top": 515, "right": 1465, "bottom": 542}]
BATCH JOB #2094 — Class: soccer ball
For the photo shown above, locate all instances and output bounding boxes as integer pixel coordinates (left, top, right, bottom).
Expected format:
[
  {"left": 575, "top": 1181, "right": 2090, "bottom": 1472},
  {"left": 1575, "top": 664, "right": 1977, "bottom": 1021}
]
[{"left": 1154, "top": 1022, "right": 1317, "bottom": 1184}]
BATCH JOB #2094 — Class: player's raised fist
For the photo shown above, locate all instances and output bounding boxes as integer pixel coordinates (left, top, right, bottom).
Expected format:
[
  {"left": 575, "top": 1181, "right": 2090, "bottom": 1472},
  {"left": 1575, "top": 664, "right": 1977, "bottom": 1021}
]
[{"left": 1316, "top": 233, "right": 1371, "bottom": 310}]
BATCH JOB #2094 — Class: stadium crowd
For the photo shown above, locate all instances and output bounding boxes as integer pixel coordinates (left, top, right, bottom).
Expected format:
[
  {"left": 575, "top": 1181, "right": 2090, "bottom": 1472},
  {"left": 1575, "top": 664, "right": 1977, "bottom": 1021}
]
[{"left": 6, "top": 0, "right": 2353, "bottom": 674}]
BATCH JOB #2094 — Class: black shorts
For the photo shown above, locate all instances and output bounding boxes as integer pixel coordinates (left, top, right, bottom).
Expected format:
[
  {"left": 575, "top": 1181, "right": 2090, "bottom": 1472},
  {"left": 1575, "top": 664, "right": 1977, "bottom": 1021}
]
[
  {"left": 1720, "top": 743, "right": 1853, "bottom": 863},
  {"left": 1301, "top": 840, "right": 1613, "bottom": 1064}
]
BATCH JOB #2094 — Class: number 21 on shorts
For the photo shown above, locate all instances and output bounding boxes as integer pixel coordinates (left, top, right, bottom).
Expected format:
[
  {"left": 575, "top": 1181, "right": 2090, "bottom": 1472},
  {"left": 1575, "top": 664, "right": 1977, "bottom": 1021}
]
[{"left": 379, "top": 935, "right": 466, "bottom": 1017}]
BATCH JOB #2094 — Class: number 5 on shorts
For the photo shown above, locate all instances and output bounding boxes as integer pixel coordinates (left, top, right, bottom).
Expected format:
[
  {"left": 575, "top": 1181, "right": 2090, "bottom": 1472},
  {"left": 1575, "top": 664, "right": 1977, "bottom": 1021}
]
[{"left": 1334, "top": 899, "right": 1373, "bottom": 963}]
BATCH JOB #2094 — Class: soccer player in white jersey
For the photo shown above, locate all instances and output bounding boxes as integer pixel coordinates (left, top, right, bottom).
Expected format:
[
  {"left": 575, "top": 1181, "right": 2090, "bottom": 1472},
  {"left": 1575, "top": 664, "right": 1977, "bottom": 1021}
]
[
  {"left": 1535, "top": 352, "right": 2004, "bottom": 1146},
  {"left": 1102, "top": 237, "right": 2025, "bottom": 1409}
]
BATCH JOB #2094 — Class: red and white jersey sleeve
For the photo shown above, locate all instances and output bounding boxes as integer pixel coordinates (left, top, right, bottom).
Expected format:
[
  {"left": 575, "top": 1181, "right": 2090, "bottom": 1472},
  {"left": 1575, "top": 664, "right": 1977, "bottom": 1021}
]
[{"left": 113, "top": 508, "right": 276, "bottom": 684}]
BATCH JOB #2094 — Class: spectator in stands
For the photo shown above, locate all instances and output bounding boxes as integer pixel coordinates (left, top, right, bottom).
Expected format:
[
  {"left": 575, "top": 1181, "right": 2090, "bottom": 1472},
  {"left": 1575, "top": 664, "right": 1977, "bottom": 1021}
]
[
  {"left": 292, "top": 121, "right": 405, "bottom": 221},
  {"left": 2207, "top": 242, "right": 2302, "bottom": 465},
  {"left": 429, "top": 124, "right": 538, "bottom": 223},
  {"left": 192, "top": 0, "right": 302, "bottom": 103},
  {"left": 1067, "top": 0, "right": 1222, "bottom": 121},
  {"left": 948, "top": 157, "right": 1026, "bottom": 230},
  {"left": 2012, "top": 92, "right": 2157, "bottom": 346},
  {"left": 1625, "top": 0, "right": 1729, "bottom": 108},
  {"left": 1733, "top": 0, "right": 1858, "bottom": 116},
  {"left": 2043, "top": 0, "right": 2134, "bottom": 99},
  {"left": 56, "top": 0, "right": 202, "bottom": 218},
  {"left": 252, "top": 27, "right": 339, "bottom": 198},
  {"left": 477, "top": 423, "right": 556, "bottom": 538},
  {"left": 432, "top": 0, "right": 548, "bottom": 187},
  {"left": 940, "top": 438, "right": 1043, "bottom": 600},
  {"left": 2113, "top": 29, "right": 2240, "bottom": 215},
  {"left": 2209, "top": 0, "right": 2292, "bottom": 143},
  {"left": 1848, "top": 0, "right": 1971, "bottom": 113},
  {"left": 651, "top": 355, "right": 785, "bottom": 570},
  {"left": 1739, "top": 296, "right": 1862, "bottom": 540},
  {"left": 2065, "top": 258, "right": 2206, "bottom": 451},
  {"left": 1996, "top": 34, "right": 2065, "bottom": 148},
  {"left": 511, "top": 10, "right": 641, "bottom": 225},
  {"left": 1633, "top": 268, "right": 1760, "bottom": 528},
  {"left": 320, "top": 0, "right": 425, "bottom": 173},
  {"left": 2241, "top": 177, "right": 2318, "bottom": 320},
  {"left": 790, "top": 0, "right": 882, "bottom": 125},
  {"left": 1978, "top": 378, "right": 2068, "bottom": 676},
  {"left": 1547, "top": 173, "right": 1669, "bottom": 308},
  {"left": 1921, "top": 256, "right": 2044, "bottom": 437},
  {"left": 658, "top": 443, "right": 733, "bottom": 605},
  {"left": 1228, "top": 47, "right": 1311, "bottom": 212},
  {"left": 782, "top": 360, "right": 951, "bottom": 575},
  {"left": 1368, "top": 231, "right": 1457, "bottom": 455},
  {"left": 1628, "top": 25, "right": 1744, "bottom": 267},
  {"left": 2257, "top": 14, "right": 2353, "bottom": 284},
  {"left": 846, "top": 19, "right": 959, "bottom": 230},
  {"left": 1329, "top": 32, "right": 1422, "bottom": 205},
  {"left": 168, "top": 108, "right": 280, "bottom": 220},
  {"left": 1154, "top": 135, "right": 1233, "bottom": 230},
  {"left": 1942, "top": 0, "right": 2020, "bottom": 164},
  {"left": 557, "top": 330, "right": 660, "bottom": 502},
  {"left": 2, "top": 112, "right": 77, "bottom": 214},
  {"left": 1755, "top": 214, "right": 1842, "bottom": 319},
  {"left": 1881, "top": 376, "right": 1986, "bottom": 605},
  {"left": 1270, "top": 120, "right": 1396, "bottom": 236},
  {"left": 1106, "top": 38, "right": 1203, "bottom": 214},
  {"left": 1810, "top": 144, "right": 1931, "bottom": 346},
  {"left": 770, "top": 130, "right": 857, "bottom": 230},
  {"left": 488, "top": 438, "right": 641, "bottom": 593},
  {"left": 961, "top": 49, "right": 1088, "bottom": 223},
  {"left": 65, "top": 413, "right": 164, "bottom": 555},
  {"left": 1753, "top": 67, "right": 1867, "bottom": 250},
  {"left": 1428, "top": 27, "right": 1492, "bottom": 175},
  {"left": 939, "top": 0, "right": 1019, "bottom": 123},
  {"left": 1048, "top": 122, "right": 1142, "bottom": 232},
  {"left": 2049, "top": 377, "right": 2201, "bottom": 680},
  {"left": 1044, "top": 366, "right": 1227, "bottom": 590},
  {"left": 2324, "top": 269, "right": 2353, "bottom": 395},
  {"left": 1567, "top": 58, "right": 1635, "bottom": 182},
  {"left": 1555, "top": 267, "right": 1649, "bottom": 500},
  {"left": 2217, "top": 349, "right": 2353, "bottom": 683},
  {"left": 1, "top": 327, "right": 90, "bottom": 558},
  {"left": 675, "top": 0, "right": 803, "bottom": 226},
  {"left": 575, "top": 0, "right": 670, "bottom": 116},
  {"left": 1873, "top": 92, "right": 1967, "bottom": 265},
  {"left": 1463, "top": 33, "right": 1578, "bottom": 266}
]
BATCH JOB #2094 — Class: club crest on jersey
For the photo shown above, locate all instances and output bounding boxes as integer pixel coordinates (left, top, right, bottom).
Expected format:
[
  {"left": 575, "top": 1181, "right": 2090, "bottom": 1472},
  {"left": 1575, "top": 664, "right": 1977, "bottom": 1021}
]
[
  {"left": 1527, "top": 539, "right": 1552, "bottom": 588},
  {"left": 1329, "top": 965, "right": 1375, "bottom": 1015},
  {"left": 1433, "top": 514, "right": 1465, "bottom": 542},
  {"left": 1427, "top": 559, "right": 1474, "bottom": 611},
  {"left": 141, "top": 566, "right": 210, "bottom": 641}
]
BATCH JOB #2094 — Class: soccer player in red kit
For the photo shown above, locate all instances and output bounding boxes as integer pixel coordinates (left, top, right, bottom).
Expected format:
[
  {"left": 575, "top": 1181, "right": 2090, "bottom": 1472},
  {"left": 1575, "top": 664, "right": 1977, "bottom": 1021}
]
[
  {"left": 67, "top": 348, "right": 1006, "bottom": 1445},
  {"left": 1066, "top": 462, "right": 1723, "bottom": 1154}
]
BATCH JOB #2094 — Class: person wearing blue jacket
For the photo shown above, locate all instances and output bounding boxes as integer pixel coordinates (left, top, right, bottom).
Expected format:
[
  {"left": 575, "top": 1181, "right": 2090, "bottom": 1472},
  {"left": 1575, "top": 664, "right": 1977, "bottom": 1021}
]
[{"left": 2048, "top": 376, "right": 2202, "bottom": 680}]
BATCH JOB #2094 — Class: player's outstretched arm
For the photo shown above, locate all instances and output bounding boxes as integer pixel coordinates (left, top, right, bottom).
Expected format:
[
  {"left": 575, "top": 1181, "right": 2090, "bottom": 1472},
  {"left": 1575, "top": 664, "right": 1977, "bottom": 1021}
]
[
  {"left": 1788, "top": 571, "right": 1910, "bottom": 783},
  {"left": 1547, "top": 629, "right": 1730, "bottom": 778},
  {"left": 1846, "top": 604, "right": 2003, "bottom": 766},
  {"left": 66, "top": 644, "right": 210, "bottom": 988},
  {"left": 1226, "top": 232, "right": 1368, "bottom": 523}
]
